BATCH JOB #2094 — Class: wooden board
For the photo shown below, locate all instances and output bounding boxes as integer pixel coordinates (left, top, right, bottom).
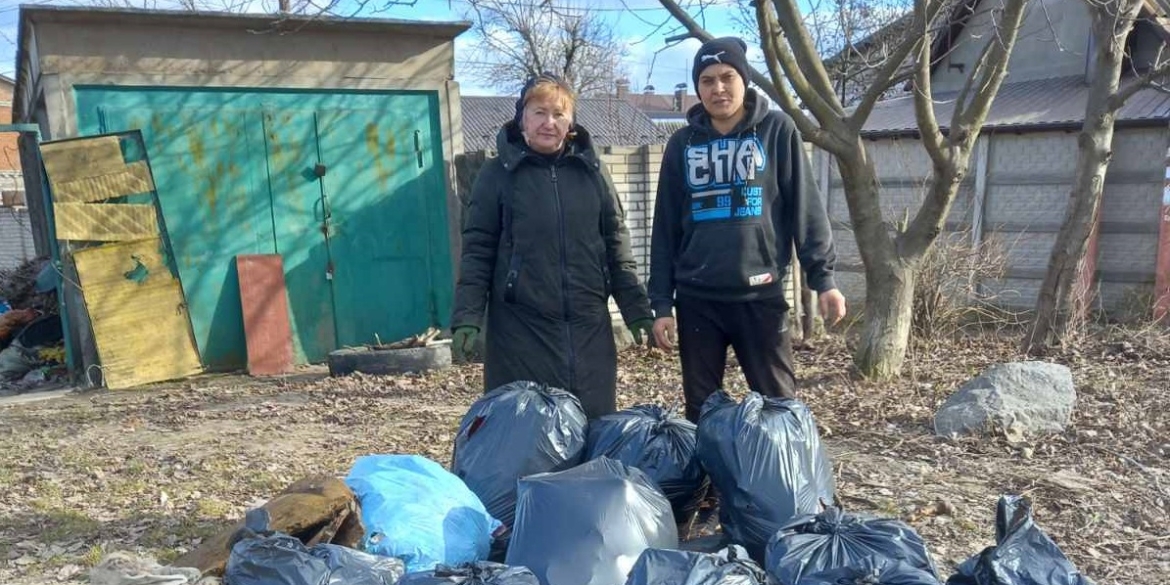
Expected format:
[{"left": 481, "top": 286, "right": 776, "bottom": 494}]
[
  {"left": 71, "top": 238, "right": 202, "bottom": 389},
  {"left": 54, "top": 202, "right": 158, "bottom": 241},
  {"left": 236, "top": 254, "right": 295, "bottom": 376},
  {"left": 51, "top": 161, "right": 156, "bottom": 204},
  {"left": 40, "top": 136, "right": 126, "bottom": 183}
]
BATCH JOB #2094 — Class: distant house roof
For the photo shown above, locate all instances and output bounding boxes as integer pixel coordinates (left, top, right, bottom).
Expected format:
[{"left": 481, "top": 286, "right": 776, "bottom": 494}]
[
  {"left": 461, "top": 96, "right": 668, "bottom": 152},
  {"left": 621, "top": 91, "right": 702, "bottom": 118},
  {"left": 861, "top": 74, "right": 1170, "bottom": 137}
]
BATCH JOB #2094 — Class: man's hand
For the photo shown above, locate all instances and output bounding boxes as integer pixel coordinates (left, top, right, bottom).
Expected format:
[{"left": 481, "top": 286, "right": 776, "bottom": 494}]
[
  {"left": 652, "top": 317, "right": 678, "bottom": 350},
  {"left": 451, "top": 326, "right": 479, "bottom": 360},
  {"left": 628, "top": 319, "right": 654, "bottom": 346},
  {"left": 819, "top": 288, "right": 847, "bottom": 326}
]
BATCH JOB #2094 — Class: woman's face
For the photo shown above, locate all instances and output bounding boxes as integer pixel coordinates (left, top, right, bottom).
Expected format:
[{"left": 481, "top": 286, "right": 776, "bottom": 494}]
[{"left": 522, "top": 96, "right": 573, "bottom": 154}]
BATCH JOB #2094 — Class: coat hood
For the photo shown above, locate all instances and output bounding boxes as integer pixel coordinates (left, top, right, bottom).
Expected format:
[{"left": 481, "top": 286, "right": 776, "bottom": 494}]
[{"left": 495, "top": 120, "right": 601, "bottom": 172}]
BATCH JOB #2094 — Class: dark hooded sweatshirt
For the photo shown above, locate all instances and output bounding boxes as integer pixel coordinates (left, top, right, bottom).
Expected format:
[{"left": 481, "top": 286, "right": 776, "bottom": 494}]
[
  {"left": 450, "top": 122, "right": 652, "bottom": 419},
  {"left": 647, "top": 89, "right": 837, "bottom": 318}
]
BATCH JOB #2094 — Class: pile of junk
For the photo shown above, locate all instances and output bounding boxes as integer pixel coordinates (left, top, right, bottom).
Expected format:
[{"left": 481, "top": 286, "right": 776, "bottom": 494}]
[
  {"left": 91, "top": 382, "right": 1095, "bottom": 585},
  {"left": 0, "top": 257, "right": 66, "bottom": 395}
]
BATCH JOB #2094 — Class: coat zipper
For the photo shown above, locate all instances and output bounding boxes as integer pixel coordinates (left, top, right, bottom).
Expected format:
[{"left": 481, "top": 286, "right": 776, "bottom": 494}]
[{"left": 551, "top": 164, "right": 576, "bottom": 390}]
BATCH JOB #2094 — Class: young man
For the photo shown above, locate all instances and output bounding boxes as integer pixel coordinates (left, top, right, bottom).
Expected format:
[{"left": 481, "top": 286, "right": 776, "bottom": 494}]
[{"left": 648, "top": 37, "right": 847, "bottom": 423}]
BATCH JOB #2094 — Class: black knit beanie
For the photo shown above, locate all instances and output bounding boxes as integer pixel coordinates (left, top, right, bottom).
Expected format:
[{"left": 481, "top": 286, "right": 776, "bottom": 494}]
[{"left": 692, "top": 37, "right": 750, "bottom": 93}]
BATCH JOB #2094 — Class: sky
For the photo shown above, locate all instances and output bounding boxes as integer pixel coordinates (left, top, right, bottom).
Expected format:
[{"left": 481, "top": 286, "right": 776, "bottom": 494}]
[{"left": 0, "top": 0, "right": 762, "bottom": 96}]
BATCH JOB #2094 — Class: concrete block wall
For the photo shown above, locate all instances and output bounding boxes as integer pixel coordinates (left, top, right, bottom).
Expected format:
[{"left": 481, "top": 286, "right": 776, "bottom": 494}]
[{"left": 814, "top": 126, "right": 1169, "bottom": 316}]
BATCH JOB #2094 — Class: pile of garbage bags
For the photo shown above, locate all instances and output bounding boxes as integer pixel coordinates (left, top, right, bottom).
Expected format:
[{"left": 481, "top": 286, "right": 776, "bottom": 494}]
[{"left": 209, "top": 382, "right": 1096, "bottom": 585}]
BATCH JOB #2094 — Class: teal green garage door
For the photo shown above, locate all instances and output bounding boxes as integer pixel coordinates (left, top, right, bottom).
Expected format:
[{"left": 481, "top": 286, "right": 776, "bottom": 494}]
[{"left": 75, "top": 87, "right": 454, "bottom": 369}]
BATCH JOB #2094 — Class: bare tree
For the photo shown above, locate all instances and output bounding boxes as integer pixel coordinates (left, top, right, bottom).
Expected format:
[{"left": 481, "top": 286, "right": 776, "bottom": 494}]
[
  {"left": 659, "top": 0, "right": 1029, "bottom": 378},
  {"left": 1025, "top": 0, "right": 1170, "bottom": 353},
  {"left": 460, "top": 0, "right": 627, "bottom": 96}
]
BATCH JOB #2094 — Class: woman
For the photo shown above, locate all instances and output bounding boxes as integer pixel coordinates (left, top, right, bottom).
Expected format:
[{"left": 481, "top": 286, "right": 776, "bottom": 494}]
[{"left": 449, "top": 73, "right": 653, "bottom": 419}]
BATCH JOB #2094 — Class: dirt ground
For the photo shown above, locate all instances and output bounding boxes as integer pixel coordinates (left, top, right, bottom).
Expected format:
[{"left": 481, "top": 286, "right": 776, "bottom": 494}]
[{"left": 0, "top": 326, "right": 1166, "bottom": 585}]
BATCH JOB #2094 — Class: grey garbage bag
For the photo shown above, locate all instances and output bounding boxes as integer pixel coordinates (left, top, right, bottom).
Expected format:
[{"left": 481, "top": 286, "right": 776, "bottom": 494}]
[
  {"left": 765, "top": 507, "right": 941, "bottom": 585},
  {"left": 505, "top": 457, "right": 679, "bottom": 585},
  {"left": 585, "top": 404, "right": 709, "bottom": 524},
  {"left": 397, "top": 562, "right": 540, "bottom": 585},
  {"left": 224, "top": 508, "right": 404, "bottom": 585},
  {"left": 696, "top": 392, "right": 834, "bottom": 561},
  {"left": 798, "top": 557, "right": 943, "bottom": 585},
  {"left": 624, "top": 545, "right": 766, "bottom": 585},
  {"left": 946, "top": 495, "right": 1095, "bottom": 585},
  {"left": 452, "top": 381, "right": 588, "bottom": 528}
]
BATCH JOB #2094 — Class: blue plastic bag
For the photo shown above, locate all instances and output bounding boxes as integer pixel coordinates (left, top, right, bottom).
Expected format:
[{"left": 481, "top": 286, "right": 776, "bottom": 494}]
[{"left": 345, "top": 454, "right": 502, "bottom": 573}]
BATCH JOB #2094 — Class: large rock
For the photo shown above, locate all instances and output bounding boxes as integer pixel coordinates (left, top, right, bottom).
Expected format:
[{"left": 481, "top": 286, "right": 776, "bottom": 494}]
[{"left": 934, "top": 362, "right": 1075, "bottom": 438}]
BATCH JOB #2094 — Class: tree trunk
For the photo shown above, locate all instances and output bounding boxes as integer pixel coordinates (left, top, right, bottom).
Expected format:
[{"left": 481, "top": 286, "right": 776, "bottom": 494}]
[
  {"left": 836, "top": 147, "right": 912, "bottom": 378},
  {"left": 856, "top": 258, "right": 917, "bottom": 378},
  {"left": 1025, "top": 1, "right": 1134, "bottom": 354}
]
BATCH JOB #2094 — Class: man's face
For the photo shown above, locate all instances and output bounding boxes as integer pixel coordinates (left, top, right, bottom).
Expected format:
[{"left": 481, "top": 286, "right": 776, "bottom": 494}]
[{"left": 697, "top": 63, "right": 745, "bottom": 122}]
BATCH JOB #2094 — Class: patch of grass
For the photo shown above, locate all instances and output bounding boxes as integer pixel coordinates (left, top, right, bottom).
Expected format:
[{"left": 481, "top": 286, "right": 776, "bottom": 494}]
[
  {"left": 82, "top": 545, "right": 104, "bottom": 567},
  {"left": 155, "top": 548, "right": 182, "bottom": 564},
  {"left": 195, "top": 497, "right": 233, "bottom": 518},
  {"left": 124, "top": 460, "right": 148, "bottom": 477},
  {"left": 108, "top": 477, "right": 150, "bottom": 500},
  {"left": 40, "top": 509, "right": 102, "bottom": 542}
]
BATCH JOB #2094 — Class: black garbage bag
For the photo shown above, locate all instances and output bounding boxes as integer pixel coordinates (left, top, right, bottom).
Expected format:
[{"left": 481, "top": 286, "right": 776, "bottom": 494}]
[
  {"left": 452, "top": 381, "right": 588, "bottom": 528},
  {"left": 625, "top": 545, "right": 766, "bottom": 585},
  {"left": 696, "top": 391, "right": 835, "bottom": 561},
  {"left": 947, "top": 495, "right": 1095, "bottom": 585},
  {"left": 310, "top": 544, "right": 406, "bottom": 585},
  {"left": 585, "top": 404, "right": 709, "bottom": 524},
  {"left": 224, "top": 508, "right": 404, "bottom": 585},
  {"left": 798, "top": 556, "right": 943, "bottom": 585},
  {"left": 397, "top": 562, "right": 541, "bottom": 585},
  {"left": 765, "top": 507, "right": 941, "bottom": 585},
  {"left": 505, "top": 457, "right": 679, "bottom": 585}
]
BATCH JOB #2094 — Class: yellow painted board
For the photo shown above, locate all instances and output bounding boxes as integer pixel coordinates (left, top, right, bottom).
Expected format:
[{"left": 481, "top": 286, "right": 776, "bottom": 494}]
[
  {"left": 54, "top": 202, "right": 158, "bottom": 241},
  {"left": 40, "top": 136, "right": 126, "bottom": 183},
  {"left": 72, "top": 238, "right": 202, "bottom": 389},
  {"left": 51, "top": 161, "right": 156, "bottom": 204}
]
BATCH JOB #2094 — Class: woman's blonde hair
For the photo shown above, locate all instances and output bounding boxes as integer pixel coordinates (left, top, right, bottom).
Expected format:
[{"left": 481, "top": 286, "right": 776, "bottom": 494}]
[{"left": 523, "top": 78, "right": 576, "bottom": 115}]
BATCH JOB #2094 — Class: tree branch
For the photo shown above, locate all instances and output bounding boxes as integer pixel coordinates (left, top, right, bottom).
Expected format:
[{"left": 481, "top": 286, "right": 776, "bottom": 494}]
[
  {"left": 954, "top": 0, "right": 1029, "bottom": 138},
  {"left": 851, "top": 0, "right": 947, "bottom": 130},
  {"left": 912, "top": 0, "right": 946, "bottom": 163},
  {"left": 755, "top": 0, "right": 845, "bottom": 152},
  {"left": 1112, "top": 57, "right": 1170, "bottom": 106},
  {"left": 754, "top": 0, "right": 845, "bottom": 131},
  {"left": 656, "top": 0, "right": 786, "bottom": 106},
  {"left": 769, "top": 0, "right": 845, "bottom": 116}
]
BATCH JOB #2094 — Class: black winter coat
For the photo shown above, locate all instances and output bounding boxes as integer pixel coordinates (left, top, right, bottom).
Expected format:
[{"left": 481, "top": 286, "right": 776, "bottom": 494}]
[{"left": 451, "top": 122, "right": 652, "bottom": 418}]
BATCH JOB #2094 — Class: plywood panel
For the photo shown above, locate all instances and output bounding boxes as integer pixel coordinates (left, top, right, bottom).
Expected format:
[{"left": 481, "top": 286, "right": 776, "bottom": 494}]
[
  {"left": 236, "top": 254, "right": 295, "bottom": 376},
  {"left": 55, "top": 202, "right": 158, "bottom": 241},
  {"left": 40, "top": 136, "right": 126, "bottom": 183},
  {"left": 52, "top": 161, "right": 156, "bottom": 203},
  {"left": 72, "top": 238, "right": 202, "bottom": 389}
]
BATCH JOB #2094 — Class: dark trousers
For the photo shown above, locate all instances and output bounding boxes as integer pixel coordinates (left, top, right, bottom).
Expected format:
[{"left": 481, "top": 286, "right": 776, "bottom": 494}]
[{"left": 676, "top": 294, "right": 797, "bottom": 423}]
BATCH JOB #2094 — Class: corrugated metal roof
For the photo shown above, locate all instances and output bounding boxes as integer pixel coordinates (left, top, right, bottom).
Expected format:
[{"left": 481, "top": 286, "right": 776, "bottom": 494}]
[
  {"left": 461, "top": 96, "right": 669, "bottom": 152},
  {"left": 861, "top": 74, "right": 1170, "bottom": 136}
]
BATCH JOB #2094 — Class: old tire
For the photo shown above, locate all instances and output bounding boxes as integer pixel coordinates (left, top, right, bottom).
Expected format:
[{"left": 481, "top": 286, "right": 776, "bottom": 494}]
[{"left": 328, "top": 344, "right": 452, "bottom": 377}]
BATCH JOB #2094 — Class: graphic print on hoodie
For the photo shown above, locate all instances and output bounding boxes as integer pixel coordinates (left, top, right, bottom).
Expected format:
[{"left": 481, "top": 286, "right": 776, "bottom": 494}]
[{"left": 647, "top": 90, "right": 837, "bottom": 318}]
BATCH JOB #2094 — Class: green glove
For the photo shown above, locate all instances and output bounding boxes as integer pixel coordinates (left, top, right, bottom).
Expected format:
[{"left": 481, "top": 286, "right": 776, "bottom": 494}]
[
  {"left": 628, "top": 318, "right": 654, "bottom": 346},
  {"left": 452, "top": 326, "right": 479, "bottom": 360}
]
